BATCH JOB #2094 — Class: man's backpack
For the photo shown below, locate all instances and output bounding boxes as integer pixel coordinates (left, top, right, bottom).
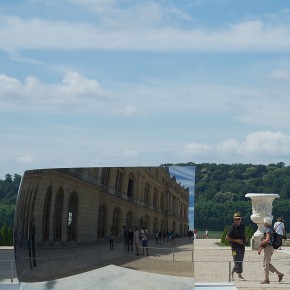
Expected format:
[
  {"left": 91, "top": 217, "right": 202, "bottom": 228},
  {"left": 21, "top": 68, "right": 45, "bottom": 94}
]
[{"left": 270, "top": 228, "right": 283, "bottom": 249}]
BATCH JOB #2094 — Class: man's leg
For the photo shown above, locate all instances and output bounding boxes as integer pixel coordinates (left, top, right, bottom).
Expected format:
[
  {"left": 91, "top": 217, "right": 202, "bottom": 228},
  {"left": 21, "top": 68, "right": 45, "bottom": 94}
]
[
  {"left": 232, "top": 248, "right": 245, "bottom": 279},
  {"left": 135, "top": 241, "right": 139, "bottom": 255}
]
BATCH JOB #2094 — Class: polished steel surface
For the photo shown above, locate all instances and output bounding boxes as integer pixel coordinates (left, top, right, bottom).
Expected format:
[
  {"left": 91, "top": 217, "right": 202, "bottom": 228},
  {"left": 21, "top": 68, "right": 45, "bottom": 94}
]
[{"left": 14, "top": 166, "right": 194, "bottom": 283}]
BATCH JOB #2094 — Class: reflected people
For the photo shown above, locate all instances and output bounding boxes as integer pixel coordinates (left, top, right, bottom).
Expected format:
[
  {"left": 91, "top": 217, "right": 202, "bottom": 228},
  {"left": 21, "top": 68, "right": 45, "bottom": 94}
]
[{"left": 14, "top": 166, "right": 193, "bottom": 282}]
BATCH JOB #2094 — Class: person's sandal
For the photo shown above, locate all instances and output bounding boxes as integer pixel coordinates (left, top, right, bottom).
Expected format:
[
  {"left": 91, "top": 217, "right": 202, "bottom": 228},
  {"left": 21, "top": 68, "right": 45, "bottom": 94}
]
[
  {"left": 278, "top": 273, "right": 284, "bottom": 282},
  {"left": 260, "top": 280, "right": 270, "bottom": 284}
]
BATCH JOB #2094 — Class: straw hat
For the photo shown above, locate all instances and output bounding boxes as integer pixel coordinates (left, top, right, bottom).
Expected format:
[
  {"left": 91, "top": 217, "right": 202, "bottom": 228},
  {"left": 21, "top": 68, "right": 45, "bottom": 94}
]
[{"left": 234, "top": 212, "right": 242, "bottom": 218}]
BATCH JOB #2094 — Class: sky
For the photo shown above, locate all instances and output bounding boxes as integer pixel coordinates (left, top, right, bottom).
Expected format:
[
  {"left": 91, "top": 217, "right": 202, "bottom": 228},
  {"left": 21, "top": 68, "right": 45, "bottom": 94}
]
[
  {"left": 168, "top": 166, "right": 195, "bottom": 229},
  {"left": 1, "top": 1, "right": 290, "bottom": 180}
]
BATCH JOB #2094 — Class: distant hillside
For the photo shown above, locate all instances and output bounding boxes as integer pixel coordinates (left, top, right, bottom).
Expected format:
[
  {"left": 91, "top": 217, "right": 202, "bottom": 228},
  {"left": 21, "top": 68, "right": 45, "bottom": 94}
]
[{"left": 164, "top": 162, "right": 290, "bottom": 231}]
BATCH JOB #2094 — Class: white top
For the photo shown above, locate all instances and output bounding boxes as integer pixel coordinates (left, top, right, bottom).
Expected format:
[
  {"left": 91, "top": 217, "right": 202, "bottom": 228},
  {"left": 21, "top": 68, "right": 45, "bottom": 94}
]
[
  {"left": 274, "top": 222, "right": 285, "bottom": 235},
  {"left": 134, "top": 230, "right": 139, "bottom": 242}
]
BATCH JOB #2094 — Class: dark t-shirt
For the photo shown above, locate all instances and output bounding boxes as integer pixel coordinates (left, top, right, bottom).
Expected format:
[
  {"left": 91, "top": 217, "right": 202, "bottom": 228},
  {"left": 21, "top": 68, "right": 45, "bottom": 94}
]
[
  {"left": 128, "top": 231, "right": 134, "bottom": 241},
  {"left": 227, "top": 223, "right": 246, "bottom": 249},
  {"left": 123, "top": 228, "right": 129, "bottom": 241}
]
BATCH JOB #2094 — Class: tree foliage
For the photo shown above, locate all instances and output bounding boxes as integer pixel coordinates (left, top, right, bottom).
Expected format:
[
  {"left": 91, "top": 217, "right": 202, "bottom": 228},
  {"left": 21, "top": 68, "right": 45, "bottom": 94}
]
[
  {"left": 221, "top": 225, "right": 230, "bottom": 245},
  {"left": 2, "top": 164, "right": 290, "bottom": 235},
  {"left": 0, "top": 224, "right": 13, "bottom": 246},
  {"left": 0, "top": 173, "right": 21, "bottom": 228},
  {"left": 168, "top": 162, "right": 290, "bottom": 232}
]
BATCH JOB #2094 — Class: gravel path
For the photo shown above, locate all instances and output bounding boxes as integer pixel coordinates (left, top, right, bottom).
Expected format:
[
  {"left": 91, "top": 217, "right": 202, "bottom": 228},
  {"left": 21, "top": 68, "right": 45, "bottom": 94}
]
[{"left": 194, "top": 238, "right": 290, "bottom": 289}]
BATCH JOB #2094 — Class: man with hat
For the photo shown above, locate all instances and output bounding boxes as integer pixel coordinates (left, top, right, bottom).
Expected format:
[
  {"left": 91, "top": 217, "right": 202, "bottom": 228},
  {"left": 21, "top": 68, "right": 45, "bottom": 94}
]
[{"left": 226, "top": 212, "right": 246, "bottom": 281}]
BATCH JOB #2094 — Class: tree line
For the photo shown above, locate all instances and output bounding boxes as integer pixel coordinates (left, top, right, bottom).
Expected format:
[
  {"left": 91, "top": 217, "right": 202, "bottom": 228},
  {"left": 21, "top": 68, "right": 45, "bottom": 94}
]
[
  {"left": 193, "top": 162, "right": 290, "bottom": 231},
  {"left": 0, "top": 174, "right": 20, "bottom": 228},
  {"left": 164, "top": 162, "right": 290, "bottom": 232},
  {"left": 1, "top": 164, "right": 290, "bottom": 239},
  {"left": 0, "top": 173, "right": 21, "bottom": 245}
]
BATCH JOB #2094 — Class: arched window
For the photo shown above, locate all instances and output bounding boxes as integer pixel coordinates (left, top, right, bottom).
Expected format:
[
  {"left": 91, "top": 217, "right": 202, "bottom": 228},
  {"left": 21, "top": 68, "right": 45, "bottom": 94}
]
[
  {"left": 153, "top": 188, "right": 158, "bottom": 208},
  {"left": 24, "top": 189, "right": 33, "bottom": 239},
  {"left": 54, "top": 188, "right": 64, "bottom": 241},
  {"left": 155, "top": 168, "right": 159, "bottom": 179},
  {"left": 127, "top": 173, "right": 135, "bottom": 199},
  {"left": 30, "top": 189, "right": 37, "bottom": 226},
  {"left": 160, "top": 193, "right": 164, "bottom": 210},
  {"left": 112, "top": 208, "right": 121, "bottom": 236},
  {"left": 143, "top": 214, "right": 150, "bottom": 231},
  {"left": 172, "top": 220, "right": 176, "bottom": 232},
  {"left": 153, "top": 217, "right": 158, "bottom": 233},
  {"left": 172, "top": 196, "right": 175, "bottom": 214},
  {"left": 144, "top": 183, "right": 150, "bottom": 205},
  {"left": 101, "top": 168, "right": 111, "bottom": 186},
  {"left": 126, "top": 211, "right": 133, "bottom": 228},
  {"left": 115, "top": 169, "right": 123, "bottom": 193},
  {"left": 67, "top": 192, "right": 78, "bottom": 241},
  {"left": 160, "top": 219, "right": 164, "bottom": 232},
  {"left": 26, "top": 188, "right": 37, "bottom": 240},
  {"left": 43, "top": 186, "right": 52, "bottom": 241},
  {"left": 98, "top": 205, "right": 107, "bottom": 238},
  {"left": 20, "top": 185, "right": 31, "bottom": 239}
]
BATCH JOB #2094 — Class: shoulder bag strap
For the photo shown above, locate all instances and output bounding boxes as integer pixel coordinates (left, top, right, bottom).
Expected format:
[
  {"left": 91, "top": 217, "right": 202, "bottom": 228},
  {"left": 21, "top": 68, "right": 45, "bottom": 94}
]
[{"left": 274, "top": 222, "right": 282, "bottom": 231}]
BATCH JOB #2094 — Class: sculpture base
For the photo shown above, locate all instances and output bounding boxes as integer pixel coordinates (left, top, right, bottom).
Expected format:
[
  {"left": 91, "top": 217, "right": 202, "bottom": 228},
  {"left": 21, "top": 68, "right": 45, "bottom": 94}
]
[{"left": 251, "top": 236, "right": 261, "bottom": 250}]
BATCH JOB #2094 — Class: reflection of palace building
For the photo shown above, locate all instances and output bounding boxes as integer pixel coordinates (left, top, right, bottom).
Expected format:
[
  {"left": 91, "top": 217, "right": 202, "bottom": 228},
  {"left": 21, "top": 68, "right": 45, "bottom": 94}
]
[{"left": 15, "top": 167, "right": 190, "bottom": 247}]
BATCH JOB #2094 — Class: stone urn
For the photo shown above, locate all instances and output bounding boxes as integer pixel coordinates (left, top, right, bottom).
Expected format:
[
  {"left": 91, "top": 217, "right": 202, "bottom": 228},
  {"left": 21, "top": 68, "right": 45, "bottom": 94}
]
[{"left": 245, "top": 193, "right": 279, "bottom": 249}]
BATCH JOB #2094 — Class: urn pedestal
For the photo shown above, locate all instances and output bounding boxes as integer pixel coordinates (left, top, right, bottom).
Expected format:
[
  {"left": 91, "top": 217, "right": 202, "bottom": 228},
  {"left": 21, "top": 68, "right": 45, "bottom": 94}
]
[{"left": 245, "top": 193, "right": 279, "bottom": 250}]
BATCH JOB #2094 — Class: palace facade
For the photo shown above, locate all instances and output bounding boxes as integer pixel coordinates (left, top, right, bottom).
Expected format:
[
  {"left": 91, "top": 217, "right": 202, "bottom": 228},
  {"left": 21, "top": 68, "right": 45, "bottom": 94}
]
[{"left": 14, "top": 166, "right": 190, "bottom": 247}]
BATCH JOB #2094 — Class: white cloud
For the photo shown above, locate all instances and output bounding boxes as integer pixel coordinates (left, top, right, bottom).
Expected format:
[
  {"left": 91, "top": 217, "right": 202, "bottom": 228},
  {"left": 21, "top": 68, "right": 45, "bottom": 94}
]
[
  {"left": 70, "top": 0, "right": 192, "bottom": 26},
  {"left": 110, "top": 105, "right": 139, "bottom": 116},
  {"left": 1, "top": 16, "right": 290, "bottom": 52},
  {"left": 71, "top": 0, "right": 118, "bottom": 11},
  {"left": 1, "top": 70, "right": 290, "bottom": 129},
  {"left": 217, "top": 139, "right": 243, "bottom": 154},
  {"left": 7, "top": 49, "right": 44, "bottom": 65},
  {"left": 280, "top": 8, "right": 290, "bottom": 14},
  {"left": 184, "top": 143, "right": 212, "bottom": 156},
  {"left": 243, "top": 131, "right": 290, "bottom": 155},
  {"left": 122, "top": 148, "right": 138, "bottom": 158},
  {"left": 183, "top": 131, "right": 290, "bottom": 164},
  {"left": 270, "top": 69, "right": 290, "bottom": 81},
  {"left": 0, "top": 71, "right": 112, "bottom": 110},
  {"left": 111, "top": 80, "right": 290, "bottom": 130},
  {"left": 17, "top": 154, "right": 39, "bottom": 164},
  {"left": 121, "top": 105, "right": 138, "bottom": 115},
  {"left": 3, "top": 130, "right": 290, "bottom": 179}
]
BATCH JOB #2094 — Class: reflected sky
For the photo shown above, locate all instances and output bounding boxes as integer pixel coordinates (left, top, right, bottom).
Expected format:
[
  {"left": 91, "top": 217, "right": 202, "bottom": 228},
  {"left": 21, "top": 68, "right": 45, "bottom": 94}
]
[{"left": 168, "top": 166, "right": 195, "bottom": 229}]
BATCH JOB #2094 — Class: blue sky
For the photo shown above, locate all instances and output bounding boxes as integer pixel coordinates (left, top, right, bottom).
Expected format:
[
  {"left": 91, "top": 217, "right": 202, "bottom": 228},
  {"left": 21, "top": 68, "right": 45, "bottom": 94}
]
[
  {"left": 1, "top": 1, "right": 290, "bottom": 180},
  {"left": 168, "top": 166, "right": 195, "bottom": 229}
]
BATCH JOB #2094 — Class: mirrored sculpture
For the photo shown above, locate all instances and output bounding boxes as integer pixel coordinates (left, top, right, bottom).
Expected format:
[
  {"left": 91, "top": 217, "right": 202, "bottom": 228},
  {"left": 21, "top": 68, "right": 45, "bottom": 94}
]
[{"left": 14, "top": 166, "right": 195, "bottom": 286}]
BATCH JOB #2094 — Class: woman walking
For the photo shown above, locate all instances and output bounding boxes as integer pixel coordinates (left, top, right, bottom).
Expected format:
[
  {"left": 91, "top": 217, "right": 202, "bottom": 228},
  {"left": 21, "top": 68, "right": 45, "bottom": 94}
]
[
  {"left": 134, "top": 226, "right": 140, "bottom": 256},
  {"left": 258, "top": 217, "right": 284, "bottom": 284}
]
